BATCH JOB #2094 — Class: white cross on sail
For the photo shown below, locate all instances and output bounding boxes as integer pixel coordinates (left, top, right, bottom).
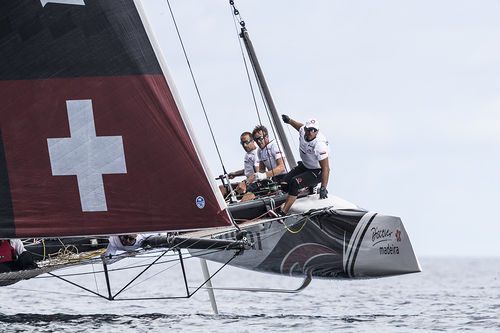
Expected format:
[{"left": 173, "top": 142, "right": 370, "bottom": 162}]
[{"left": 47, "top": 99, "right": 127, "bottom": 212}]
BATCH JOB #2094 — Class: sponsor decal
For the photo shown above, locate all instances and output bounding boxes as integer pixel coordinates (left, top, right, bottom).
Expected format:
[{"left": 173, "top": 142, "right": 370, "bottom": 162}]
[
  {"left": 379, "top": 244, "right": 399, "bottom": 255},
  {"left": 371, "top": 227, "right": 393, "bottom": 246},
  {"left": 195, "top": 196, "right": 205, "bottom": 209},
  {"left": 395, "top": 229, "right": 402, "bottom": 242},
  {"left": 296, "top": 177, "right": 303, "bottom": 183},
  {"left": 319, "top": 152, "right": 327, "bottom": 155}
]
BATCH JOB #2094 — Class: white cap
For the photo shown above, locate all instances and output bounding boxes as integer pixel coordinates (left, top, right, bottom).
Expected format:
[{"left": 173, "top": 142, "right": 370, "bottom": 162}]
[{"left": 305, "top": 118, "right": 319, "bottom": 130}]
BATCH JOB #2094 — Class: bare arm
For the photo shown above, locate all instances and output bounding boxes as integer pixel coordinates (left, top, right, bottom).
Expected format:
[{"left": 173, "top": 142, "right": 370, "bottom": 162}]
[
  {"left": 265, "top": 157, "right": 286, "bottom": 178},
  {"left": 245, "top": 172, "right": 255, "bottom": 184},
  {"left": 228, "top": 169, "right": 244, "bottom": 179},
  {"left": 288, "top": 118, "right": 303, "bottom": 132},
  {"left": 319, "top": 158, "right": 330, "bottom": 188}
]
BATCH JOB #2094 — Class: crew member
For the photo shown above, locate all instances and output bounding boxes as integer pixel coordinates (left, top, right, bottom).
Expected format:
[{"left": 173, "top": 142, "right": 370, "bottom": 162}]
[
  {"left": 0, "top": 239, "right": 38, "bottom": 273},
  {"left": 105, "top": 234, "right": 146, "bottom": 264},
  {"left": 244, "top": 125, "right": 287, "bottom": 200},
  {"left": 279, "top": 115, "right": 330, "bottom": 215},
  {"left": 219, "top": 132, "right": 260, "bottom": 199}
]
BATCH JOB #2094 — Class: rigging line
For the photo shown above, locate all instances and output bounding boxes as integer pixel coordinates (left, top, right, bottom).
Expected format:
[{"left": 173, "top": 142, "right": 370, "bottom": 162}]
[
  {"left": 4, "top": 286, "right": 101, "bottom": 299},
  {"left": 47, "top": 271, "right": 109, "bottom": 301},
  {"left": 285, "top": 123, "right": 298, "bottom": 154},
  {"left": 165, "top": 0, "right": 228, "bottom": 173},
  {"left": 229, "top": 0, "right": 287, "bottom": 177},
  {"left": 229, "top": 3, "right": 263, "bottom": 125},
  {"left": 110, "top": 244, "right": 234, "bottom": 300},
  {"left": 185, "top": 251, "right": 239, "bottom": 297},
  {"left": 33, "top": 248, "right": 228, "bottom": 279},
  {"left": 112, "top": 249, "right": 170, "bottom": 299},
  {"left": 243, "top": 34, "right": 287, "bottom": 177},
  {"left": 254, "top": 67, "right": 289, "bottom": 176},
  {"left": 50, "top": 238, "right": 229, "bottom": 269},
  {"left": 91, "top": 258, "right": 99, "bottom": 294},
  {"left": 42, "top": 239, "right": 46, "bottom": 261},
  {"left": 284, "top": 216, "right": 309, "bottom": 234},
  {"left": 119, "top": 256, "right": 182, "bottom": 294},
  {"left": 111, "top": 238, "right": 237, "bottom": 299},
  {"left": 103, "top": 234, "right": 194, "bottom": 267},
  {"left": 109, "top": 252, "right": 239, "bottom": 301}
]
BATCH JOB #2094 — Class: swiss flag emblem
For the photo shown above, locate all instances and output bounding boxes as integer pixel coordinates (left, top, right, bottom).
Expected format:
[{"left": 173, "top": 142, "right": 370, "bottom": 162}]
[
  {"left": 47, "top": 99, "right": 127, "bottom": 212},
  {"left": 0, "top": 76, "right": 229, "bottom": 237}
]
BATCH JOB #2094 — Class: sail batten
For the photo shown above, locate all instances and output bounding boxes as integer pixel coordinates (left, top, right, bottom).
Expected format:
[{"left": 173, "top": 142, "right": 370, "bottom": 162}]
[{"left": 0, "top": 0, "right": 231, "bottom": 238}]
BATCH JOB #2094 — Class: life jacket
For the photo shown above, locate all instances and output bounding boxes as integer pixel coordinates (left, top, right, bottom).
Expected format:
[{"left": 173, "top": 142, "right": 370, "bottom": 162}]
[{"left": 0, "top": 240, "right": 16, "bottom": 263}]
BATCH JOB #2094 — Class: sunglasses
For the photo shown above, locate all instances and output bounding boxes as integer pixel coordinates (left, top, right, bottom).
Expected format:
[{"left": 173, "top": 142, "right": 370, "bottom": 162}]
[
  {"left": 240, "top": 139, "right": 253, "bottom": 145},
  {"left": 254, "top": 136, "right": 265, "bottom": 142},
  {"left": 304, "top": 127, "right": 318, "bottom": 133}
]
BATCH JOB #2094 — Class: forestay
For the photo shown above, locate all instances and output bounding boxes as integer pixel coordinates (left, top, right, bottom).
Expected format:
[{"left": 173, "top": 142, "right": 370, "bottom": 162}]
[{"left": 0, "top": 0, "right": 230, "bottom": 238}]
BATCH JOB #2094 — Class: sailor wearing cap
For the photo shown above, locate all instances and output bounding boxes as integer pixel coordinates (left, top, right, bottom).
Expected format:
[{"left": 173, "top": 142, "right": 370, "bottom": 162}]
[{"left": 279, "top": 115, "right": 330, "bottom": 215}]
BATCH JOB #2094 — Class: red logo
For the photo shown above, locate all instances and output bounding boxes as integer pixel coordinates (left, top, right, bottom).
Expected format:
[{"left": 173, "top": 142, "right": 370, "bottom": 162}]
[
  {"left": 395, "top": 229, "right": 401, "bottom": 242},
  {"left": 296, "top": 178, "right": 303, "bottom": 183}
]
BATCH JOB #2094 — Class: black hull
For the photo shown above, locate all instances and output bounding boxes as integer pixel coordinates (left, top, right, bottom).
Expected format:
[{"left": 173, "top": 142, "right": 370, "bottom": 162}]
[{"left": 191, "top": 196, "right": 421, "bottom": 279}]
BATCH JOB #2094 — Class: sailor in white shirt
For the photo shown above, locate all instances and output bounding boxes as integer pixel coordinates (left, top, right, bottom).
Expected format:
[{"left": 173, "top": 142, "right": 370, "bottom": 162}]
[
  {"left": 279, "top": 116, "right": 330, "bottom": 215},
  {"left": 219, "top": 132, "right": 260, "bottom": 198},
  {"left": 105, "top": 234, "right": 147, "bottom": 264},
  {"left": 242, "top": 125, "right": 286, "bottom": 201},
  {"left": 252, "top": 125, "right": 287, "bottom": 181},
  {"left": 239, "top": 125, "right": 287, "bottom": 200}
]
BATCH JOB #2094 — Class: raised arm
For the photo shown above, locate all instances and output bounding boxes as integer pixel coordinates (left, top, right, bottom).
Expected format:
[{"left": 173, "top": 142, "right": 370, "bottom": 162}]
[{"left": 282, "top": 114, "right": 303, "bottom": 132}]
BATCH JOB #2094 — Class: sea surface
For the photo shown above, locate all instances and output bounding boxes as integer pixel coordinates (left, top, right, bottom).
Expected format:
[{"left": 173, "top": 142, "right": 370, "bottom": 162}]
[{"left": 0, "top": 256, "right": 498, "bottom": 332}]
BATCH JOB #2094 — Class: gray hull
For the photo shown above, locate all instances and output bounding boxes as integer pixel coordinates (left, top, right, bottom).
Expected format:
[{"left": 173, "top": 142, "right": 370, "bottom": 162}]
[{"left": 190, "top": 196, "right": 421, "bottom": 279}]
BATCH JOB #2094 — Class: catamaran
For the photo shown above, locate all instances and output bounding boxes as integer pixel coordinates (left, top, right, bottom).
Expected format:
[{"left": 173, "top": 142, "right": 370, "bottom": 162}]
[{"left": 0, "top": 0, "right": 420, "bottom": 304}]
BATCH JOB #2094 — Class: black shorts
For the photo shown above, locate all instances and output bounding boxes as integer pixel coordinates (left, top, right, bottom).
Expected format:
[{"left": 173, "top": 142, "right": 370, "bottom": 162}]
[{"left": 282, "top": 162, "right": 321, "bottom": 196}]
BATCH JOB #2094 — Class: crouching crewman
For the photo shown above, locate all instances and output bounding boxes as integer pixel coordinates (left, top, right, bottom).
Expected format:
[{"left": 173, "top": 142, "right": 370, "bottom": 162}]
[{"left": 279, "top": 115, "right": 330, "bottom": 215}]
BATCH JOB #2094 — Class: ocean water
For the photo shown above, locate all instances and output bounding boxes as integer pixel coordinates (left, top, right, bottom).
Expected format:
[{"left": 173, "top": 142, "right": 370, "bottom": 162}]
[{"left": 0, "top": 256, "right": 498, "bottom": 332}]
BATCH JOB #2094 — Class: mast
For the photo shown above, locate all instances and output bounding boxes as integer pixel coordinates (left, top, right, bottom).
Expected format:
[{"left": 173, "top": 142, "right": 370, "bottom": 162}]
[{"left": 239, "top": 28, "right": 297, "bottom": 169}]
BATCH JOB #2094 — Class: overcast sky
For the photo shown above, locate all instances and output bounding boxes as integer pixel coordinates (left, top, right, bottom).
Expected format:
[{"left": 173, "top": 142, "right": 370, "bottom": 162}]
[{"left": 142, "top": 0, "right": 500, "bottom": 257}]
